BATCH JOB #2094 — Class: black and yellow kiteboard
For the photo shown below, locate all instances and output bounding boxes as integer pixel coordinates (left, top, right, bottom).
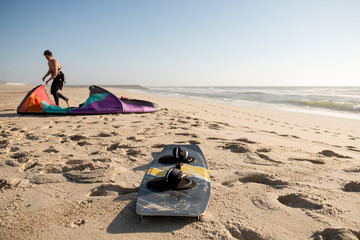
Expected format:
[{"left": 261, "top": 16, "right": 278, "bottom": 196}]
[{"left": 136, "top": 144, "right": 211, "bottom": 219}]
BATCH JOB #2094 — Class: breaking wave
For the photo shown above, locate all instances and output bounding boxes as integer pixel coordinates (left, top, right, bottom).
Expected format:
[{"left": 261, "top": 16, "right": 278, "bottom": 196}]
[
  {"left": 284, "top": 100, "right": 360, "bottom": 113},
  {"left": 147, "top": 86, "right": 360, "bottom": 118}
]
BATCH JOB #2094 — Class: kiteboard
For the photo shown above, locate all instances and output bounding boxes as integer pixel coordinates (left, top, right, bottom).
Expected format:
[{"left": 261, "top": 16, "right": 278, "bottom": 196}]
[{"left": 136, "top": 144, "right": 211, "bottom": 219}]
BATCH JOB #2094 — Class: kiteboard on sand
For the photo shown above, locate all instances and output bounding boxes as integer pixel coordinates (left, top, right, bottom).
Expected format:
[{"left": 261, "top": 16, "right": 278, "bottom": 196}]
[{"left": 136, "top": 144, "right": 211, "bottom": 219}]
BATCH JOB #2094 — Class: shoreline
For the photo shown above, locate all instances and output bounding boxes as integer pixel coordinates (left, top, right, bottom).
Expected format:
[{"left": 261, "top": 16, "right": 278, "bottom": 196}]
[{"left": 131, "top": 87, "right": 360, "bottom": 121}]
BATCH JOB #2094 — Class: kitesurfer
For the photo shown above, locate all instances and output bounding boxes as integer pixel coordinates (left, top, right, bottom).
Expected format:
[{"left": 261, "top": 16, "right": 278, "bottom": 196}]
[{"left": 42, "top": 50, "right": 69, "bottom": 107}]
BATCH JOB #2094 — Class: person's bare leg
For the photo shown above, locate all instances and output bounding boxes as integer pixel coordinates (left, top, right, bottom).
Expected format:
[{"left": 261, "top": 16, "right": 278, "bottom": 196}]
[{"left": 57, "top": 92, "right": 68, "bottom": 108}]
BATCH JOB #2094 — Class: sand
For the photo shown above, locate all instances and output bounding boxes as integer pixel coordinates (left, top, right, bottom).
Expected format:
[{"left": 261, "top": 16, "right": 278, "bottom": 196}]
[{"left": 0, "top": 84, "right": 359, "bottom": 240}]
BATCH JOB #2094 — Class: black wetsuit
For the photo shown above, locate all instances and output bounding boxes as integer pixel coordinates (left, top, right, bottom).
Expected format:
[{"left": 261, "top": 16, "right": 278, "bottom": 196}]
[{"left": 50, "top": 70, "right": 67, "bottom": 106}]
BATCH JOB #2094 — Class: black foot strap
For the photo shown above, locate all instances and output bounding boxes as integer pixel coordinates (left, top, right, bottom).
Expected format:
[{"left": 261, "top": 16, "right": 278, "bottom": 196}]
[
  {"left": 147, "top": 167, "right": 197, "bottom": 191},
  {"left": 158, "top": 147, "right": 195, "bottom": 164}
]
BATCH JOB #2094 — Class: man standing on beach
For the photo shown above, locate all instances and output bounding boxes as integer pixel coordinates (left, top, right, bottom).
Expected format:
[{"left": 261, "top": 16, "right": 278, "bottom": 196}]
[{"left": 42, "top": 50, "right": 69, "bottom": 107}]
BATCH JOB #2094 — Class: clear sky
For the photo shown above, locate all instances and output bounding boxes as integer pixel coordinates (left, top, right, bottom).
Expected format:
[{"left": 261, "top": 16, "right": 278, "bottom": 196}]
[{"left": 0, "top": 0, "right": 359, "bottom": 86}]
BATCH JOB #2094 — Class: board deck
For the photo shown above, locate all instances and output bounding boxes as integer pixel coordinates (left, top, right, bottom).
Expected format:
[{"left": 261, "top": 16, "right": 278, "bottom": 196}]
[{"left": 136, "top": 144, "right": 211, "bottom": 217}]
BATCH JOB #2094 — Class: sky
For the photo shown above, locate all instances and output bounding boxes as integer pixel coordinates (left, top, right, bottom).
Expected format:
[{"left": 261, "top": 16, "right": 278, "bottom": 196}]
[{"left": 0, "top": 0, "right": 359, "bottom": 86}]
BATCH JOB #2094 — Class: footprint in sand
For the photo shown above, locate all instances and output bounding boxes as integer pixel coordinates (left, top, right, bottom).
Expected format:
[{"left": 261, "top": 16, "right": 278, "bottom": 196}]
[
  {"left": 313, "top": 228, "right": 360, "bottom": 240},
  {"left": 62, "top": 159, "right": 97, "bottom": 172},
  {"left": 46, "top": 159, "right": 105, "bottom": 174},
  {"left": 112, "top": 125, "right": 124, "bottom": 129},
  {"left": 222, "top": 172, "right": 288, "bottom": 189},
  {"left": 60, "top": 138, "right": 69, "bottom": 144},
  {"left": 319, "top": 150, "right": 351, "bottom": 159},
  {"left": 21, "top": 160, "right": 37, "bottom": 172},
  {"left": 73, "top": 125, "right": 82, "bottom": 130},
  {"left": 151, "top": 144, "right": 166, "bottom": 149},
  {"left": 256, "top": 153, "right": 282, "bottom": 164},
  {"left": 130, "top": 121, "right": 142, "bottom": 124},
  {"left": 343, "top": 168, "right": 360, "bottom": 173},
  {"left": 43, "top": 164, "right": 63, "bottom": 174},
  {"left": 89, "top": 184, "right": 138, "bottom": 196},
  {"left": 346, "top": 146, "right": 360, "bottom": 153},
  {"left": 0, "top": 178, "right": 30, "bottom": 190},
  {"left": 0, "top": 179, "right": 11, "bottom": 190},
  {"left": 25, "top": 134, "right": 39, "bottom": 140},
  {"left": 235, "top": 138, "right": 256, "bottom": 144},
  {"left": 226, "top": 223, "right": 267, "bottom": 240},
  {"left": 43, "top": 146, "right": 60, "bottom": 153},
  {"left": 92, "top": 158, "right": 111, "bottom": 164},
  {"left": 106, "top": 143, "right": 135, "bottom": 152},
  {"left": 11, "top": 152, "right": 30, "bottom": 163},
  {"left": 107, "top": 143, "right": 120, "bottom": 151},
  {"left": 68, "top": 219, "right": 86, "bottom": 228},
  {"left": 251, "top": 195, "right": 281, "bottom": 211},
  {"left": 127, "top": 136, "right": 144, "bottom": 142},
  {"left": 10, "top": 147, "right": 20, "bottom": 152},
  {"left": 29, "top": 174, "right": 66, "bottom": 184},
  {"left": 246, "top": 153, "right": 281, "bottom": 166},
  {"left": 77, "top": 141, "right": 92, "bottom": 146},
  {"left": 208, "top": 123, "right": 223, "bottom": 130},
  {"left": 5, "top": 159, "right": 19, "bottom": 167},
  {"left": 90, "top": 151, "right": 101, "bottom": 156},
  {"left": 256, "top": 148, "right": 271, "bottom": 153},
  {"left": 60, "top": 159, "right": 115, "bottom": 183},
  {"left": 189, "top": 140, "right": 201, "bottom": 145},
  {"left": 0, "top": 132, "right": 10, "bottom": 138},
  {"left": 105, "top": 142, "right": 121, "bottom": 151},
  {"left": 262, "top": 130, "right": 277, "bottom": 135},
  {"left": 343, "top": 181, "right": 360, "bottom": 192},
  {"left": 97, "top": 132, "right": 112, "bottom": 137},
  {"left": 0, "top": 139, "right": 9, "bottom": 148},
  {"left": 63, "top": 169, "right": 115, "bottom": 183},
  {"left": 348, "top": 135, "right": 358, "bottom": 140},
  {"left": 175, "top": 133, "right": 199, "bottom": 138},
  {"left": 191, "top": 123, "right": 202, "bottom": 127},
  {"left": 277, "top": 193, "right": 322, "bottom": 210},
  {"left": 206, "top": 137, "right": 226, "bottom": 141},
  {"left": 53, "top": 132, "right": 66, "bottom": 138},
  {"left": 280, "top": 134, "right": 290, "bottom": 137},
  {"left": 69, "top": 134, "right": 88, "bottom": 141},
  {"left": 126, "top": 149, "right": 146, "bottom": 158},
  {"left": 290, "top": 158, "right": 325, "bottom": 165},
  {"left": 222, "top": 143, "right": 251, "bottom": 153}
]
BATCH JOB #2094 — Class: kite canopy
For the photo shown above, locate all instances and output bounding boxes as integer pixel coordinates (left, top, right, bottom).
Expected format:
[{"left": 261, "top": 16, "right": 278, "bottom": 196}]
[{"left": 17, "top": 85, "right": 160, "bottom": 114}]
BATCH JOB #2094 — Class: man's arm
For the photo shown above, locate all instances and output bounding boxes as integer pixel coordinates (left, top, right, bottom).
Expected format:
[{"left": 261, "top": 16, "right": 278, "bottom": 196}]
[{"left": 42, "top": 63, "right": 52, "bottom": 82}]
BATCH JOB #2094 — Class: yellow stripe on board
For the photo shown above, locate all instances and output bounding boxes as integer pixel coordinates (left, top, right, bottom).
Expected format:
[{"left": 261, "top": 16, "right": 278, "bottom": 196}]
[
  {"left": 147, "top": 167, "right": 167, "bottom": 177},
  {"left": 182, "top": 164, "right": 210, "bottom": 181},
  {"left": 147, "top": 164, "right": 210, "bottom": 182}
]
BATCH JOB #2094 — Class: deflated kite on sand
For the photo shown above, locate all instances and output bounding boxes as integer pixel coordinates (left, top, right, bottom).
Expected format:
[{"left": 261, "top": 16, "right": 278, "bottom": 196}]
[{"left": 17, "top": 85, "right": 160, "bottom": 114}]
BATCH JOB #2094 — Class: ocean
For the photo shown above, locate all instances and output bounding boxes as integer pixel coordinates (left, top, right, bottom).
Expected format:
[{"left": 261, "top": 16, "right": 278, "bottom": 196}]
[{"left": 144, "top": 86, "right": 360, "bottom": 120}]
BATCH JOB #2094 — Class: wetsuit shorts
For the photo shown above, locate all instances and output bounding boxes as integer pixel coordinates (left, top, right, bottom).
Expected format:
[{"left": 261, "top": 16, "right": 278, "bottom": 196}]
[{"left": 51, "top": 71, "right": 65, "bottom": 91}]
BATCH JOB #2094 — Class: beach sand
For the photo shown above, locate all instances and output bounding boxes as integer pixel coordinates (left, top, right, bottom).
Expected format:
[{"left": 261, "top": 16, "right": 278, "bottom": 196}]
[{"left": 0, "top": 85, "right": 359, "bottom": 240}]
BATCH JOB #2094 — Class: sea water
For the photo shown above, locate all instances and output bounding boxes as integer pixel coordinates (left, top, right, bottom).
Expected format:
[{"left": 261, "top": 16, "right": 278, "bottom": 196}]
[{"left": 145, "top": 86, "right": 360, "bottom": 120}]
